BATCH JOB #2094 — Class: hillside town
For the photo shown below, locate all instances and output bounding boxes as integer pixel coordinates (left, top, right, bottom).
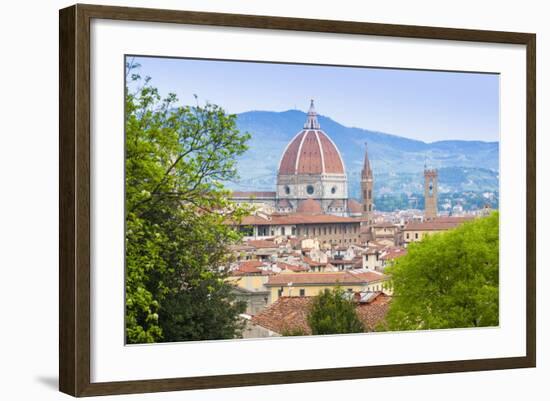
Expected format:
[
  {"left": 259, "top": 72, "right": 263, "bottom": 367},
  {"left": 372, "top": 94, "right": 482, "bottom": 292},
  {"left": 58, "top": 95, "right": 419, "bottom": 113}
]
[{"left": 225, "top": 101, "right": 492, "bottom": 338}]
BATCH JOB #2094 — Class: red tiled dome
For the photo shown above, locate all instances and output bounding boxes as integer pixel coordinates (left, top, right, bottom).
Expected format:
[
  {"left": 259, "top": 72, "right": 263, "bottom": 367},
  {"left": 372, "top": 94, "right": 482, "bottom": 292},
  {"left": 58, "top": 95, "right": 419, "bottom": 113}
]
[
  {"left": 279, "top": 130, "right": 345, "bottom": 175},
  {"left": 278, "top": 101, "right": 345, "bottom": 176},
  {"left": 297, "top": 199, "right": 323, "bottom": 214}
]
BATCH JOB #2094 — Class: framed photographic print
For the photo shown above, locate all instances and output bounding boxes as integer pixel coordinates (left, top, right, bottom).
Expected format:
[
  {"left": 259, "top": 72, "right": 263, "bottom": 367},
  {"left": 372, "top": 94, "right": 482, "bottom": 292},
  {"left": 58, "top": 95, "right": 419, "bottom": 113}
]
[{"left": 59, "top": 4, "right": 536, "bottom": 397}]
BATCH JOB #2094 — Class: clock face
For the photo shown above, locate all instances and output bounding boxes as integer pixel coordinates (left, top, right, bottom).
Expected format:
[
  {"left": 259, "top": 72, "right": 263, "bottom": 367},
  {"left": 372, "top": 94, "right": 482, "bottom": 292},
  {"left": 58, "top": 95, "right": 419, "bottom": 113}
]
[{"left": 306, "top": 185, "right": 314, "bottom": 195}]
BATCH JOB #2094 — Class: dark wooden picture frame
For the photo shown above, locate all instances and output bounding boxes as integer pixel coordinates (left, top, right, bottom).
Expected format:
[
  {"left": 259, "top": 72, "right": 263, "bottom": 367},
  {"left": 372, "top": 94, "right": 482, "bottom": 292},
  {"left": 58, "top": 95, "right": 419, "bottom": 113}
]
[{"left": 59, "top": 3, "right": 536, "bottom": 397}]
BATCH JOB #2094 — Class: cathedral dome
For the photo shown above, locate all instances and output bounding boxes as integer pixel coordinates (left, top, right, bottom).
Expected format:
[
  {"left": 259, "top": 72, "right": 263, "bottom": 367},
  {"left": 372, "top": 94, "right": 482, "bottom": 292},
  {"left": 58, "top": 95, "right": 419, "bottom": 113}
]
[
  {"left": 278, "top": 101, "right": 345, "bottom": 175},
  {"left": 296, "top": 199, "right": 323, "bottom": 214}
]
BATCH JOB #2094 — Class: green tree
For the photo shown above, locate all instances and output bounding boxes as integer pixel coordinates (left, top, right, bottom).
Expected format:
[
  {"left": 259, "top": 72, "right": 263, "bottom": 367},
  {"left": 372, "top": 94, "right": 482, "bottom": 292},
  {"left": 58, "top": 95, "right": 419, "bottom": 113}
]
[
  {"left": 307, "top": 287, "right": 364, "bottom": 335},
  {"left": 384, "top": 212, "right": 499, "bottom": 331},
  {"left": 125, "top": 63, "right": 250, "bottom": 343}
]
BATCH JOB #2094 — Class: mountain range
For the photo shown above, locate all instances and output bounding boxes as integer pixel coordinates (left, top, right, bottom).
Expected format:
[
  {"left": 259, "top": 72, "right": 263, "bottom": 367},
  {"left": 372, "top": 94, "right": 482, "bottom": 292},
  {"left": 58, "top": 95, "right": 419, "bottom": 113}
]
[{"left": 228, "top": 110, "right": 499, "bottom": 205}]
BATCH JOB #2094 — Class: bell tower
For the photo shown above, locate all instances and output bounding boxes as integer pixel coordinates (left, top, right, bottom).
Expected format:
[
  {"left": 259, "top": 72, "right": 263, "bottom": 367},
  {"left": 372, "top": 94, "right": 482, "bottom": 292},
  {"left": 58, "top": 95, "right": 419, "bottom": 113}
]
[
  {"left": 424, "top": 167, "right": 438, "bottom": 220},
  {"left": 361, "top": 143, "right": 374, "bottom": 224}
]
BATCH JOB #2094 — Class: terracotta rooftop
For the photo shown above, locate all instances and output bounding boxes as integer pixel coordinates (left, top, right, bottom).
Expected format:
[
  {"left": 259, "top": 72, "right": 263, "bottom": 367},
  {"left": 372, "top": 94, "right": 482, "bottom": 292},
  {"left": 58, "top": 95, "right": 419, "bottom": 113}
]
[
  {"left": 297, "top": 199, "right": 323, "bottom": 214},
  {"left": 277, "top": 261, "right": 309, "bottom": 272},
  {"left": 245, "top": 239, "right": 279, "bottom": 249},
  {"left": 252, "top": 297, "right": 312, "bottom": 334},
  {"left": 231, "top": 260, "right": 265, "bottom": 275},
  {"left": 237, "top": 213, "right": 361, "bottom": 226},
  {"left": 251, "top": 293, "right": 390, "bottom": 334},
  {"left": 380, "top": 247, "right": 408, "bottom": 261},
  {"left": 404, "top": 217, "right": 473, "bottom": 231},
  {"left": 328, "top": 199, "right": 345, "bottom": 209},
  {"left": 355, "top": 294, "right": 392, "bottom": 331},
  {"left": 347, "top": 199, "right": 363, "bottom": 214},
  {"left": 302, "top": 256, "right": 327, "bottom": 267},
  {"left": 348, "top": 270, "right": 387, "bottom": 282},
  {"left": 373, "top": 222, "right": 398, "bottom": 228},
  {"left": 266, "top": 271, "right": 385, "bottom": 286}
]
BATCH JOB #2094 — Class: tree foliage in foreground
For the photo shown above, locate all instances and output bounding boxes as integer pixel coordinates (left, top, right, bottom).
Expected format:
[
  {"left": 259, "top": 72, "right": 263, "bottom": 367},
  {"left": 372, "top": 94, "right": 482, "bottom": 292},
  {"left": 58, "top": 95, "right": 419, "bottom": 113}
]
[
  {"left": 125, "top": 62, "right": 251, "bottom": 343},
  {"left": 384, "top": 212, "right": 499, "bottom": 331},
  {"left": 307, "top": 287, "right": 364, "bottom": 335}
]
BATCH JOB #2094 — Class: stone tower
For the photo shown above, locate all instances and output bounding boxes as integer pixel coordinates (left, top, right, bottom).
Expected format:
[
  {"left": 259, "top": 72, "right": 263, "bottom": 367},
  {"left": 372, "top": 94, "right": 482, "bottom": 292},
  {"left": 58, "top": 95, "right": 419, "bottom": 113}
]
[
  {"left": 424, "top": 168, "right": 438, "bottom": 220},
  {"left": 361, "top": 143, "right": 374, "bottom": 224}
]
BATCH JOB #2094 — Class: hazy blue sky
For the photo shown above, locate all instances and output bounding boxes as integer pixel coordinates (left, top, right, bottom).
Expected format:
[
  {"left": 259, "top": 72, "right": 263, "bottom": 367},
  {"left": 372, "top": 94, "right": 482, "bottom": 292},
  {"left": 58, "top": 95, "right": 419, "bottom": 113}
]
[{"left": 128, "top": 56, "right": 499, "bottom": 143}]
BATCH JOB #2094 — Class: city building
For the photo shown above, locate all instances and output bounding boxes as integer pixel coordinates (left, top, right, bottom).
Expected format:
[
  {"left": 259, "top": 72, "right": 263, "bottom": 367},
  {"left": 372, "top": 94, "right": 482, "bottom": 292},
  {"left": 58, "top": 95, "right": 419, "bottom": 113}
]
[
  {"left": 370, "top": 222, "right": 400, "bottom": 246},
  {"left": 402, "top": 216, "right": 473, "bottom": 244},
  {"left": 265, "top": 270, "right": 388, "bottom": 303},
  {"left": 424, "top": 167, "right": 438, "bottom": 219},
  {"left": 235, "top": 213, "right": 362, "bottom": 245},
  {"left": 230, "top": 100, "right": 368, "bottom": 217},
  {"left": 248, "top": 292, "right": 391, "bottom": 337}
]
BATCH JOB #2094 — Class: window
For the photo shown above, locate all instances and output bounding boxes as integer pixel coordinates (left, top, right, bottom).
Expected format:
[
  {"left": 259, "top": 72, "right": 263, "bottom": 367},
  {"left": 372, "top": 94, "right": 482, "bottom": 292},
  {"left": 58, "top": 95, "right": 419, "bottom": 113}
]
[
  {"left": 278, "top": 288, "right": 283, "bottom": 297},
  {"left": 258, "top": 226, "right": 269, "bottom": 236},
  {"left": 415, "top": 233, "right": 419, "bottom": 239},
  {"left": 306, "top": 185, "right": 314, "bottom": 195},
  {"left": 323, "top": 227, "right": 327, "bottom": 235},
  {"left": 368, "top": 189, "right": 372, "bottom": 199},
  {"left": 299, "top": 289, "right": 305, "bottom": 297},
  {"left": 284, "top": 185, "right": 290, "bottom": 195},
  {"left": 331, "top": 186, "right": 337, "bottom": 194},
  {"left": 281, "top": 227, "right": 285, "bottom": 236},
  {"left": 291, "top": 227, "right": 296, "bottom": 235}
]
